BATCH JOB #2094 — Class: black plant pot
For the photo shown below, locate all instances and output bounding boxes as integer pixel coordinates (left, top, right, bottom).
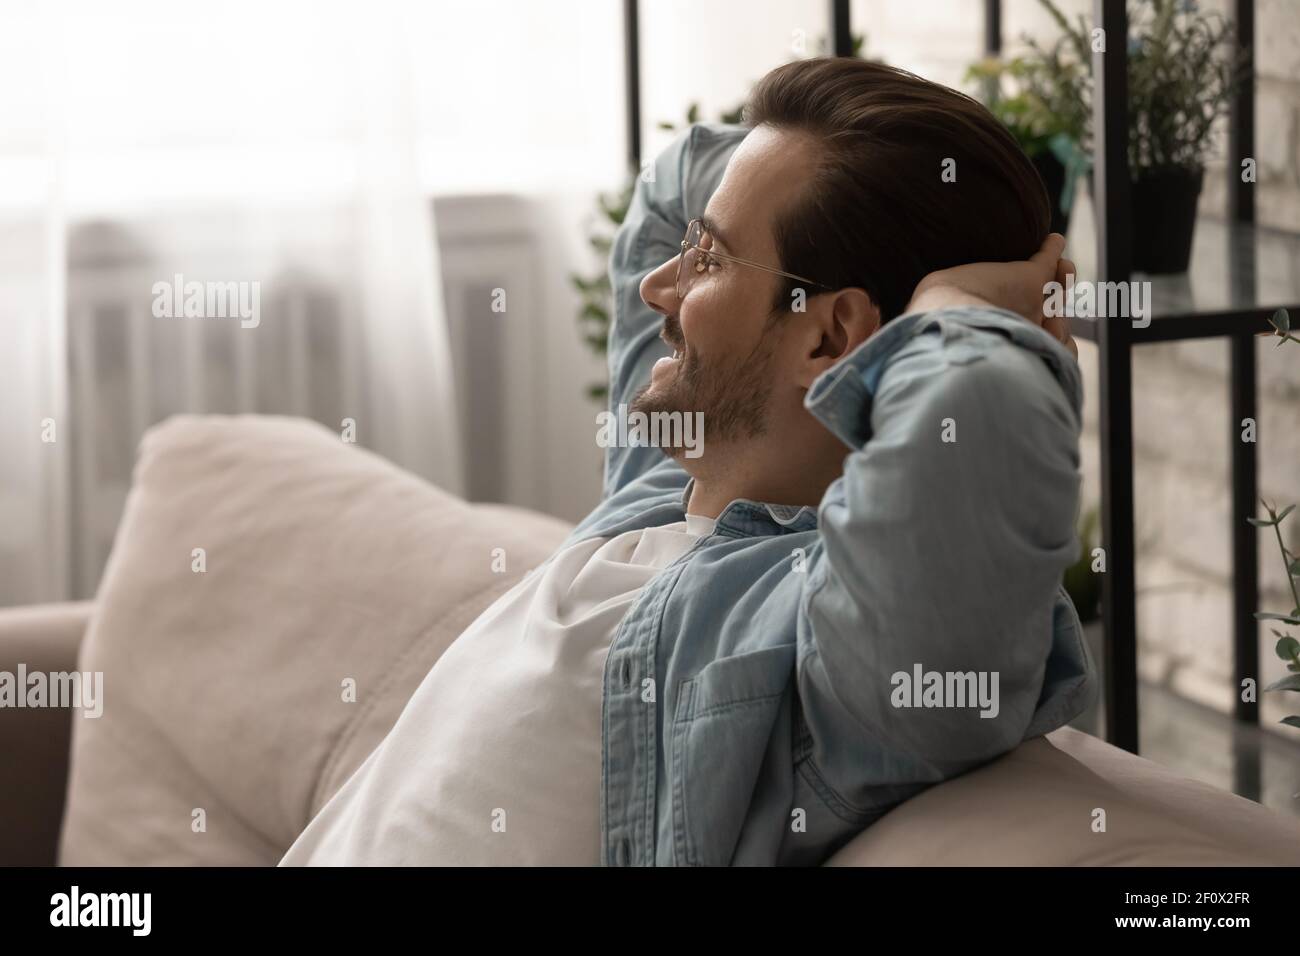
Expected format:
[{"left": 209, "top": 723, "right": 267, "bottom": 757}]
[
  {"left": 1032, "top": 151, "right": 1072, "bottom": 236},
  {"left": 1131, "top": 165, "right": 1204, "bottom": 274}
]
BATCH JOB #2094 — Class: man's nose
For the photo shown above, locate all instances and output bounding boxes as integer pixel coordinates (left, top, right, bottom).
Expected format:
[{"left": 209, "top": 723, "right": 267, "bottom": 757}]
[{"left": 639, "top": 254, "right": 680, "bottom": 317}]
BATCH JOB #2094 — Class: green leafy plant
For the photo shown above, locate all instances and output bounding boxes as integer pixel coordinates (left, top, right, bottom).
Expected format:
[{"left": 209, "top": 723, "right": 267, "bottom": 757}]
[
  {"left": 965, "top": 41, "right": 1092, "bottom": 223},
  {"left": 1251, "top": 501, "right": 1300, "bottom": 730},
  {"left": 1268, "top": 306, "right": 1300, "bottom": 348},
  {"left": 1250, "top": 310, "right": 1300, "bottom": 730},
  {"left": 965, "top": 50, "right": 1088, "bottom": 163},
  {"left": 1038, "top": 0, "right": 1247, "bottom": 173},
  {"left": 572, "top": 180, "right": 633, "bottom": 403}
]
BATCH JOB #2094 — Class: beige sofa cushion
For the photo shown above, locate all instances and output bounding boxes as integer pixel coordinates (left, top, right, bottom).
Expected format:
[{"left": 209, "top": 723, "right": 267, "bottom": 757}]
[
  {"left": 59, "top": 415, "right": 571, "bottom": 865},
  {"left": 827, "top": 725, "right": 1300, "bottom": 865}
]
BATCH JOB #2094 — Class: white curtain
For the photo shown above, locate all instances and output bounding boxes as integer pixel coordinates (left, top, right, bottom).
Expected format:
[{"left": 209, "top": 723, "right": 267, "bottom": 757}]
[{"left": 0, "top": 0, "right": 463, "bottom": 604}]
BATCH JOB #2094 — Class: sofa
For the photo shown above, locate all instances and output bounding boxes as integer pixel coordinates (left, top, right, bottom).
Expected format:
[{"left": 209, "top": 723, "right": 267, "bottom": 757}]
[{"left": 3, "top": 414, "right": 1299, "bottom": 866}]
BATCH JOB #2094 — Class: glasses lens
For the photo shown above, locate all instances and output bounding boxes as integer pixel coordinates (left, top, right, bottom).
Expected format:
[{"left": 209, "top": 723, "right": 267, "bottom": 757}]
[{"left": 677, "top": 220, "right": 704, "bottom": 298}]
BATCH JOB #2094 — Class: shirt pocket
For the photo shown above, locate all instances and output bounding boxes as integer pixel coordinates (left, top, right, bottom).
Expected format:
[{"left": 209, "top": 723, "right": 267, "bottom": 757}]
[{"left": 669, "top": 644, "right": 794, "bottom": 866}]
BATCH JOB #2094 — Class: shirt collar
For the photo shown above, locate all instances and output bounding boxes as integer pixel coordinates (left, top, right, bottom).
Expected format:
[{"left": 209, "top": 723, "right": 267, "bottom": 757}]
[{"left": 679, "top": 477, "right": 819, "bottom": 536}]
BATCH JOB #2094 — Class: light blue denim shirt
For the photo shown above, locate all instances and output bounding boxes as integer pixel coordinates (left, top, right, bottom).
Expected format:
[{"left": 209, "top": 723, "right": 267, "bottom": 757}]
[{"left": 567, "top": 123, "right": 1097, "bottom": 866}]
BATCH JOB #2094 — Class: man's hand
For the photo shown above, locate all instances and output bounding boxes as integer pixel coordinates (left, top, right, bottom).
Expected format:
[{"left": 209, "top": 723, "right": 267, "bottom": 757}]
[{"left": 904, "top": 233, "right": 1079, "bottom": 359}]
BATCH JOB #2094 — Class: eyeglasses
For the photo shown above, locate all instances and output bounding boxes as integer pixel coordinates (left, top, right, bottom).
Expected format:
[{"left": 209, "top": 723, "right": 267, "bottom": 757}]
[{"left": 676, "top": 218, "right": 831, "bottom": 301}]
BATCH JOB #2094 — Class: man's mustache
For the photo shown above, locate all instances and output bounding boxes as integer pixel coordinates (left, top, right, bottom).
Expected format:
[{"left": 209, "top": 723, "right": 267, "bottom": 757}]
[{"left": 662, "top": 313, "right": 685, "bottom": 350}]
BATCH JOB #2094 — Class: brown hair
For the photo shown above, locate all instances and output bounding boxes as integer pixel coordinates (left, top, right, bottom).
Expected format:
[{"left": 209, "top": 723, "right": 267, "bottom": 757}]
[{"left": 745, "top": 57, "right": 1050, "bottom": 321}]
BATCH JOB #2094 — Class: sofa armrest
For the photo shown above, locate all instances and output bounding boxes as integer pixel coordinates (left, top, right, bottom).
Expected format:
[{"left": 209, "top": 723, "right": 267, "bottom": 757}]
[
  {"left": 0, "top": 601, "right": 94, "bottom": 865},
  {"left": 825, "top": 725, "right": 1300, "bottom": 865}
]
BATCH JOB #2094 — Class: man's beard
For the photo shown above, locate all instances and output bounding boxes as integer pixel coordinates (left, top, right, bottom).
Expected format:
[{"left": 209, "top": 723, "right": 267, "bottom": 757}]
[{"left": 629, "top": 317, "right": 776, "bottom": 459}]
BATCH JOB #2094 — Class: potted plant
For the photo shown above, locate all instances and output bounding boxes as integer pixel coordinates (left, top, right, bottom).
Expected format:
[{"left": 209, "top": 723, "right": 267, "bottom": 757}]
[
  {"left": 1041, "top": 0, "right": 1247, "bottom": 274},
  {"left": 966, "top": 49, "right": 1089, "bottom": 236}
]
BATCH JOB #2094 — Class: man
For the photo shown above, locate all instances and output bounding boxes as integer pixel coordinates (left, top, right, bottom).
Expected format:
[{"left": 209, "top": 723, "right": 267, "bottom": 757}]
[{"left": 281, "top": 57, "right": 1095, "bottom": 867}]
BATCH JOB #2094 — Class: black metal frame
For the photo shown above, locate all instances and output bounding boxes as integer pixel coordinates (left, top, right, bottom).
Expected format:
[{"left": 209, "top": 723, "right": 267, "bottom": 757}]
[
  {"left": 1228, "top": 0, "right": 1260, "bottom": 732},
  {"left": 621, "top": 0, "right": 1295, "bottom": 759},
  {"left": 624, "top": 0, "right": 641, "bottom": 172},
  {"left": 831, "top": 0, "right": 853, "bottom": 58}
]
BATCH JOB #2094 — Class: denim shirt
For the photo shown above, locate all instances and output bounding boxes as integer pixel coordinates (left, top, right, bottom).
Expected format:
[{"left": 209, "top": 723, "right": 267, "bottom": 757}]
[{"left": 568, "top": 123, "right": 1097, "bottom": 866}]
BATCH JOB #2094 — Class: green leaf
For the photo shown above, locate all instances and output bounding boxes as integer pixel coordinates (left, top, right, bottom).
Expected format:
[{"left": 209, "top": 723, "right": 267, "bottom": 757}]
[
  {"left": 656, "top": 121, "right": 676, "bottom": 131},
  {"left": 1264, "top": 674, "right": 1300, "bottom": 693},
  {"left": 1288, "top": 559, "right": 1300, "bottom": 576},
  {"left": 1270, "top": 307, "right": 1290, "bottom": 333},
  {"left": 596, "top": 182, "right": 633, "bottom": 226},
  {"left": 1247, "top": 517, "right": 1276, "bottom": 527},
  {"left": 571, "top": 274, "right": 609, "bottom": 294},
  {"left": 1277, "top": 504, "right": 1296, "bottom": 523},
  {"left": 1257, "top": 612, "right": 1300, "bottom": 625},
  {"left": 1277, "top": 636, "right": 1300, "bottom": 659},
  {"left": 1281, "top": 716, "right": 1300, "bottom": 730}
]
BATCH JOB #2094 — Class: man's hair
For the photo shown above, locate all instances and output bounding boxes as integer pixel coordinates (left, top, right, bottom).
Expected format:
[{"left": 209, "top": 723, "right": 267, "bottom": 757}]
[{"left": 745, "top": 57, "right": 1050, "bottom": 321}]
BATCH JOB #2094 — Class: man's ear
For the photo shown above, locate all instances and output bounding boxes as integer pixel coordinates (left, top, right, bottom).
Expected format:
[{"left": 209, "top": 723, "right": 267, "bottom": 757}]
[{"left": 793, "top": 287, "right": 880, "bottom": 388}]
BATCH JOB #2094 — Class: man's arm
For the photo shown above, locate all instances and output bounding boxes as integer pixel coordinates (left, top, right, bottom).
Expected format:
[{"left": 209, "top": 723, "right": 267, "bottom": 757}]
[
  {"left": 796, "top": 249, "right": 1083, "bottom": 813},
  {"left": 603, "top": 123, "right": 746, "bottom": 497}
]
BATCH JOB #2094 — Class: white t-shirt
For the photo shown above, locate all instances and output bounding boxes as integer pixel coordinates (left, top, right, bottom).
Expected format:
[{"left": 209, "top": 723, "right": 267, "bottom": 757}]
[{"left": 279, "top": 514, "right": 717, "bottom": 866}]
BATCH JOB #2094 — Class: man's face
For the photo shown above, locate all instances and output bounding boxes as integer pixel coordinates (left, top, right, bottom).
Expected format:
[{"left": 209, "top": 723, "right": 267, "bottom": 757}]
[{"left": 632, "top": 125, "right": 817, "bottom": 458}]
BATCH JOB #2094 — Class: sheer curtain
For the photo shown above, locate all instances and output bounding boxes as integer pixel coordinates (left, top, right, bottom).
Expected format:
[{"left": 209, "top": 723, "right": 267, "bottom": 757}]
[{"left": 0, "top": 0, "right": 463, "bottom": 605}]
